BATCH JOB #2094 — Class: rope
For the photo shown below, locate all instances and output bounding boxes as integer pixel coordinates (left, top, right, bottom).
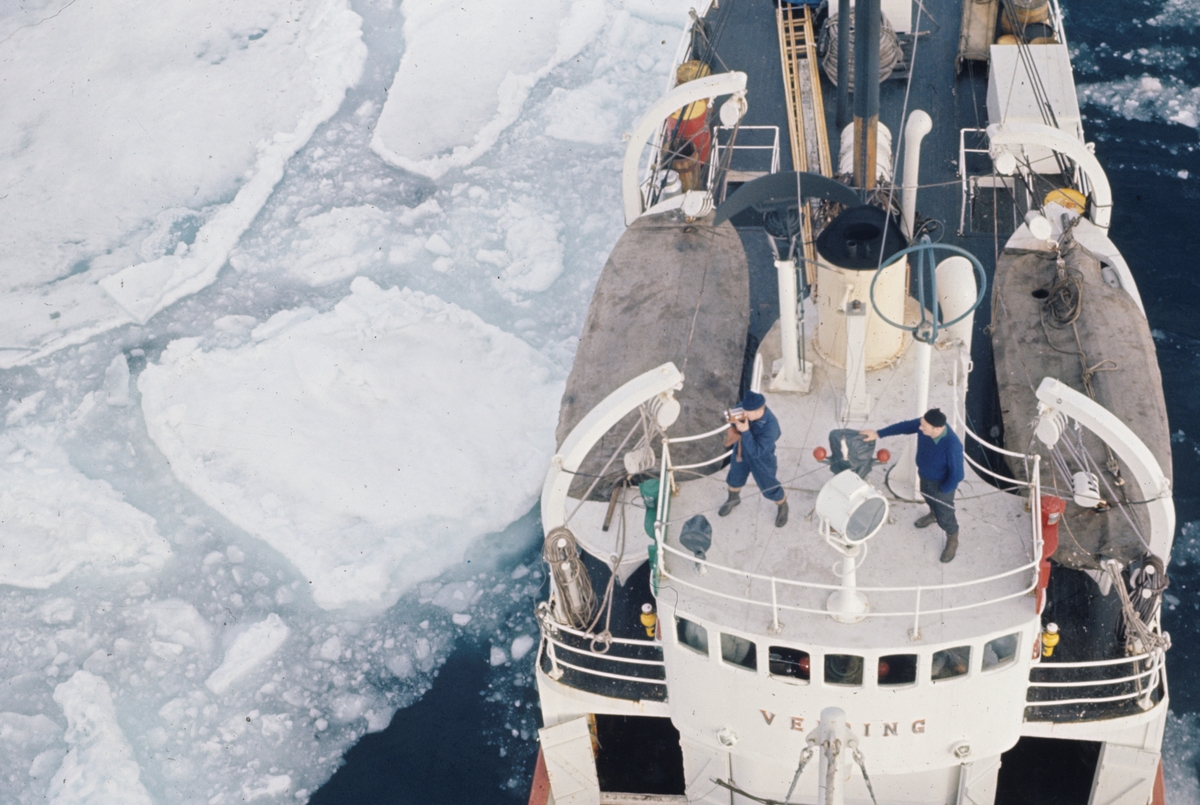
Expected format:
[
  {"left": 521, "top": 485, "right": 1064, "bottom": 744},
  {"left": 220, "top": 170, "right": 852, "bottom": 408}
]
[
  {"left": 543, "top": 527, "right": 597, "bottom": 630},
  {"left": 583, "top": 485, "right": 629, "bottom": 653},
  {"left": 850, "top": 742, "right": 880, "bottom": 805},
  {"left": 784, "top": 737, "right": 818, "bottom": 804},
  {"left": 1105, "top": 558, "right": 1171, "bottom": 657},
  {"left": 820, "top": 12, "right": 902, "bottom": 89}
]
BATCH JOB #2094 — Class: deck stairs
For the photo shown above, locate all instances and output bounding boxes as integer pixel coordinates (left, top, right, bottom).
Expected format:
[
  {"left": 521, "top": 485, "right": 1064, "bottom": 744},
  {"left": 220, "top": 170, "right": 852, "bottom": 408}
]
[{"left": 775, "top": 2, "right": 833, "bottom": 278}]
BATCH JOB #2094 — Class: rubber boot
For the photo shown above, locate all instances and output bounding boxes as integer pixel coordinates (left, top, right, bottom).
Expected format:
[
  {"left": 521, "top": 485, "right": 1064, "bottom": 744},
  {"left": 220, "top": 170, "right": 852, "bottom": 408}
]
[
  {"left": 718, "top": 489, "right": 741, "bottom": 517},
  {"left": 914, "top": 512, "right": 938, "bottom": 529},
  {"left": 775, "top": 499, "right": 789, "bottom": 528},
  {"left": 940, "top": 532, "right": 958, "bottom": 563}
]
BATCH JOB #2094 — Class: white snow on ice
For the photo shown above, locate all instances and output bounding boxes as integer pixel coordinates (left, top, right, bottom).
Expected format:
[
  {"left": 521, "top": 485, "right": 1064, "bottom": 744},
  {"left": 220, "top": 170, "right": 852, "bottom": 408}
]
[
  {"left": 0, "top": 0, "right": 366, "bottom": 363},
  {"left": 139, "top": 277, "right": 562, "bottom": 611},
  {"left": 0, "top": 430, "right": 169, "bottom": 588},
  {"left": 49, "top": 671, "right": 154, "bottom": 805},
  {"left": 1147, "top": 0, "right": 1200, "bottom": 27},
  {"left": 205, "top": 614, "right": 291, "bottom": 695},
  {"left": 371, "top": 0, "right": 607, "bottom": 178},
  {"left": 1079, "top": 75, "right": 1200, "bottom": 129}
]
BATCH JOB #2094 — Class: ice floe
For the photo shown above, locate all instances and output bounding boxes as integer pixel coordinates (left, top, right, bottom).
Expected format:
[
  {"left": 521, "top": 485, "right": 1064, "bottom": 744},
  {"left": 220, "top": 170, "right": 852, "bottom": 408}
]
[{"left": 139, "top": 278, "right": 562, "bottom": 611}]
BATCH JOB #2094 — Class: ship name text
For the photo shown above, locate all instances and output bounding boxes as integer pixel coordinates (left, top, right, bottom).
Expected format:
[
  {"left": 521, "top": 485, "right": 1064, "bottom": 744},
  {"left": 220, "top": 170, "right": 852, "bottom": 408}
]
[{"left": 759, "top": 710, "right": 926, "bottom": 736}]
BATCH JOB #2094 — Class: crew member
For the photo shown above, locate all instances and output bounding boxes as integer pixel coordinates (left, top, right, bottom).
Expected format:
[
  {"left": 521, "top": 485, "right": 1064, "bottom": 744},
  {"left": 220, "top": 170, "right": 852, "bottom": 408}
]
[
  {"left": 859, "top": 408, "right": 963, "bottom": 562},
  {"left": 718, "top": 391, "right": 788, "bottom": 527}
]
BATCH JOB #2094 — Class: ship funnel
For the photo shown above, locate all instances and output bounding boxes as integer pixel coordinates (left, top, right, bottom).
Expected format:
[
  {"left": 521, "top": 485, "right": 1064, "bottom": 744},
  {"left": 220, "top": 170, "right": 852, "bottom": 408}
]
[{"left": 813, "top": 206, "right": 909, "bottom": 418}]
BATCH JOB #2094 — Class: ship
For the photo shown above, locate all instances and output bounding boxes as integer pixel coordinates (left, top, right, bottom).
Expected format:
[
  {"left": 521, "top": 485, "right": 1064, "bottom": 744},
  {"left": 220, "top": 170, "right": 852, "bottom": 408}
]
[{"left": 528, "top": 1, "right": 1174, "bottom": 804}]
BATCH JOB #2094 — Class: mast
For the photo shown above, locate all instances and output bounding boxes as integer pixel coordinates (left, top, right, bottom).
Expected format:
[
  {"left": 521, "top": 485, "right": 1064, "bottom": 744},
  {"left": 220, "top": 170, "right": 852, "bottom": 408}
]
[
  {"left": 836, "top": 0, "right": 851, "bottom": 129},
  {"left": 852, "top": 0, "right": 881, "bottom": 191}
]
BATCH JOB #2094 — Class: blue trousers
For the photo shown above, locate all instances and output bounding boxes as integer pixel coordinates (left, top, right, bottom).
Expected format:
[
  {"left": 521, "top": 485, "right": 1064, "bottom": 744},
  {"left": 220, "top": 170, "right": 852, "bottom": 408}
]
[
  {"left": 727, "top": 454, "right": 785, "bottom": 501},
  {"left": 920, "top": 477, "right": 958, "bottom": 534}
]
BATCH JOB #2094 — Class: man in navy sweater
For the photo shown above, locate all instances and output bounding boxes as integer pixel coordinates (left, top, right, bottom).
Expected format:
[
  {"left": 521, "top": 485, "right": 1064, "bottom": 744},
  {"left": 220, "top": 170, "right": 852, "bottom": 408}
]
[
  {"left": 718, "top": 391, "right": 788, "bottom": 527},
  {"left": 859, "top": 408, "right": 964, "bottom": 562}
]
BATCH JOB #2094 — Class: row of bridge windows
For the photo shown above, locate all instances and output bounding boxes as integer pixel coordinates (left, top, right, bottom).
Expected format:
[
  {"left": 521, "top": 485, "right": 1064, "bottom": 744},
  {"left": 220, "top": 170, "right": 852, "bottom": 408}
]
[{"left": 675, "top": 617, "right": 1020, "bottom": 686}]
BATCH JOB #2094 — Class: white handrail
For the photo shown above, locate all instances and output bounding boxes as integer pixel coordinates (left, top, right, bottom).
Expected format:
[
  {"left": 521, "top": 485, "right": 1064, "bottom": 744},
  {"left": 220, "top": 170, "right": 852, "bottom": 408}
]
[
  {"left": 660, "top": 540, "right": 1038, "bottom": 594},
  {"left": 543, "top": 634, "right": 666, "bottom": 668},
  {"left": 668, "top": 423, "right": 730, "bottom": 443},
  {"left": 1039, "top": 652, "right": 1157, "bottom": 669},
  {"left": 671, "top": 450, "right": 733, "bottom": 471},
  {"left": 1027, "top": 689, "right": 1157, "bottom": 708},
  {"left": 549, "top": 655, "right": 667, "bottom": 686},
  {"left": 548, "top": 620, "right": 663, "bottom": 648},
  {"left": 661, "top": 560, "right": 1037, "bottom": 620},
  {"left": 1027, "top": 665, "right": 1158, "bottom": 688}
]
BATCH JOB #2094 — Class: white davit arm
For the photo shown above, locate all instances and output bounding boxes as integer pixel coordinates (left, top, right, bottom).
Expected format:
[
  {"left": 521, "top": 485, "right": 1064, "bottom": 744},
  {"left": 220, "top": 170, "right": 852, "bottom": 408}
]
[
  {"left": 622, "top": 72, "right": 748, "bottom": 226},
  {"left": 1034, "top": 377, "right": 1174, "bottom": 561},
  {"left": 541, "top": 363, "right": 684, "bottom": 532},
  {"left": 986, "top": 122, "right": 1113, "bottom": 231}
]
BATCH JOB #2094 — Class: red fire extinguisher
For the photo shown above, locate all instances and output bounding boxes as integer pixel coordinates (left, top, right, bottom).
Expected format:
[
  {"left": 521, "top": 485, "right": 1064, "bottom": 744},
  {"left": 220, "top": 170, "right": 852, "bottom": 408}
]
[{"left": 1036, "top": 496, "right": 1065, "bottom": 612}]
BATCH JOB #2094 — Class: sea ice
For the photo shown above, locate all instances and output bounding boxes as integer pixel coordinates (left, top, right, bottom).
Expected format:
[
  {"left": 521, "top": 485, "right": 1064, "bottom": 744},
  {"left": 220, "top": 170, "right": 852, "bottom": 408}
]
[
  {"left": 0, "top": 0, "right": 695, "bottom": 801},
  {"left": 205, "top": 614, "right": 291, "bottom": 695},
  {"left": 230, "top": 205, "right": 396, "bottom": 288},
  {"left": 1078, "top": 75, "right": 1200, "bottom": 130},
  {"left": 371, "top": 0, "right": 607, "bottom": 178},
  {"left": 0, "top": 431, "right": 169, "bottom": 588},
  {"left": 139, "top": 278, "right": 563, "bottom": 611},
  {"left": 0, "top": 0, "right": 367, "bottom": 364},
  {"left": 50, "top": 671, "right": 153, "bottom": 805}
]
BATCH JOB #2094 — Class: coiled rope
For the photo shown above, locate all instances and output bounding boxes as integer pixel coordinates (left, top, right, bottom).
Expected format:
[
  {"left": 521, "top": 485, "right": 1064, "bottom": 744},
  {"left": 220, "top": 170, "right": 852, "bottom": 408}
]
[{"left": 820, "top": 12, "right": 901, "bottom": 90}]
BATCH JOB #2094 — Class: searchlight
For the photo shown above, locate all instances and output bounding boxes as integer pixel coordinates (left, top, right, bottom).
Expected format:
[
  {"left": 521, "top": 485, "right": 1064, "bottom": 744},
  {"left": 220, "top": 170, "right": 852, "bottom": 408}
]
[{"left": 816, "top": 470, "right": 889, "bottom": 622}]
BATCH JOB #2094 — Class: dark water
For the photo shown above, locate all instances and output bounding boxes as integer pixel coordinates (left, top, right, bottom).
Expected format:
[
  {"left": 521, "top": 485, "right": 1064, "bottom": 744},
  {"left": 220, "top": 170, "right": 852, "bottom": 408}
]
[{"left": 314, "top": 0, "right": 1200, "bottom": 800}]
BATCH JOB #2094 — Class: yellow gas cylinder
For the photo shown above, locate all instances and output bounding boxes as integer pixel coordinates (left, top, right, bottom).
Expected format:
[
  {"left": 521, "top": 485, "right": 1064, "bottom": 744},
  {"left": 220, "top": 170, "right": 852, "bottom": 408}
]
[
  {"left": 1044, "top": 188, "right": 1087, "bottom": 214},
  {"left": 640, "top": 604, "right": 658, "bottom": 638},
  {"left": 1042, "top": 623, "right": 1060, "bottom": 658},
  {"left": 1000, "top": 0, "right": 1050, "bottom": 34}
]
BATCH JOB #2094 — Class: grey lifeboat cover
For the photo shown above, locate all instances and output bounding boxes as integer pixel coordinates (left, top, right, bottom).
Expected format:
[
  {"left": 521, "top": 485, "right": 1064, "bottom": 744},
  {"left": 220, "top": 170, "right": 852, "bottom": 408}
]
[
  {"left": 556, "top": 212, "right": 749, "bottom": 497},
  {"left": 992, "top": 236, "right": 1171, "bottom": 568}
]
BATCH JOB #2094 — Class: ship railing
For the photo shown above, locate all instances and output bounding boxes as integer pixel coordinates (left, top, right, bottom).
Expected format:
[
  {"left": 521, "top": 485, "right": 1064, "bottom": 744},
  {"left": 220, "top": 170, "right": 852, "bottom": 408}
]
[
  {"left": 950, "top": 353, "right": 1047, "bottom": 608},
  {"left": 651, "top": 435, "right": 1044, "bottom": 635},
  {"left": 538, "top": 612, "right": 667, "bottom": 702},
  {"left": 710, "top": 125, "right": 782, "bottom": 204},
  {"left": 1024, "top": 649, "right": 1167, "bottom": 719}
]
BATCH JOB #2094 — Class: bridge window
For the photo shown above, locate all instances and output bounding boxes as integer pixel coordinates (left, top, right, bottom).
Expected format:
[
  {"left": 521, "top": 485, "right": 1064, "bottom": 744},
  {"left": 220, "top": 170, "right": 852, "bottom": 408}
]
[
  {"left": 675, "top": 617, "right": 708, "bottom": 656},
  {"left": 720, "top": 633, "right": 757, "bottom": 671},
  {"left": 768, "top": 647, "right": 810, "bottom": 681},
  {"left": 932, "top": 646, "right": 971, "bottom": 681},
  {"left": 824, "top": 654, "right": 863, "bottom": 686},
  {"left": 878, "top": 654, "right": 917, "bottom": 686},
  {"left": 982, "top": 633, "right": 1019, "bottom": 671}
]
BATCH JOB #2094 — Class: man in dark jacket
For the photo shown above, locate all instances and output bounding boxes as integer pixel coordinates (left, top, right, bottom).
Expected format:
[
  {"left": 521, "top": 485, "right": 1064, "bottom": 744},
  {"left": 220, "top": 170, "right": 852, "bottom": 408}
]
[
  {"left": 718, "top": 391, "right": 788, "bottom": 527},
  {"left": 859, "top": 408, "right": 964, "bottom": 562}
]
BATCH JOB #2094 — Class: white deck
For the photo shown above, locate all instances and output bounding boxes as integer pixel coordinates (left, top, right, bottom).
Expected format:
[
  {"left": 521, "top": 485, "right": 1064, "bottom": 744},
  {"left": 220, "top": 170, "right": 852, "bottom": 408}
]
[{"left": 572, "top": 330, "right": 1039, "bottom": 650}]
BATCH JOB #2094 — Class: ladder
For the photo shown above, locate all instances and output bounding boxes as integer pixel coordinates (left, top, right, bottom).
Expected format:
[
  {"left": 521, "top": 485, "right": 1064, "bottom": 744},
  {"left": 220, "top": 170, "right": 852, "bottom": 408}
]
[{"left": 776, "top": 3, "right": 833, "bottom": 277}]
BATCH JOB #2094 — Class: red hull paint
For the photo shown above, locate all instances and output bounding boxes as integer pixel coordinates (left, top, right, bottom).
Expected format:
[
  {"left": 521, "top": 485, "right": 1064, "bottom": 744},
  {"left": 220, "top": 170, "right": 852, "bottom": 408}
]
[
  {"left": 1153, "top": 757, "right": 1166, "bottom": 805},
  {"left": 528, "top": 747, "right": 551, "bottom": 805}
]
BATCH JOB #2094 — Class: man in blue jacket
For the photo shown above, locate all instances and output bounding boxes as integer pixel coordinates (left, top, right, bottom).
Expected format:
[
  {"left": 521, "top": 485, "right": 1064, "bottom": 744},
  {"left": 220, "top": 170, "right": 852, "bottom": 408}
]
[
  {"left": 860, "top": 408, "right": 963, "bottom": 562},
  {"left": 718, "top": 391, "right": 788, "bottom": 527}
]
